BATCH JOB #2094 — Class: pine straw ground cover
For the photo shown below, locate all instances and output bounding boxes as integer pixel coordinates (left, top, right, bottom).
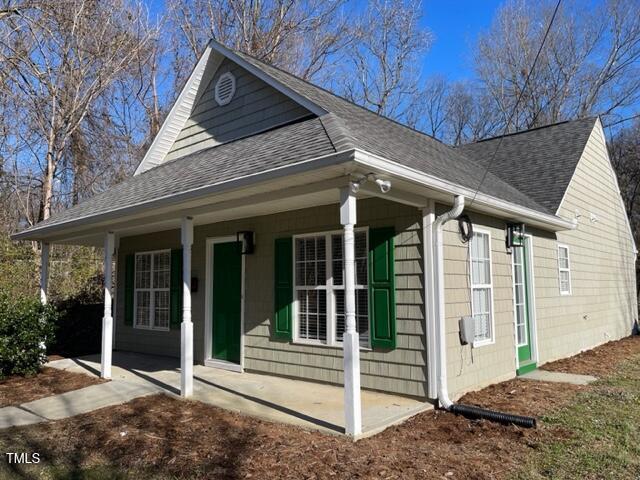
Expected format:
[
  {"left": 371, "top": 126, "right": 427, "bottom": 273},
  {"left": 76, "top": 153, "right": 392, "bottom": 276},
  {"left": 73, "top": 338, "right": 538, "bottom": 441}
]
[
  {"left": 0, "top": 367, "right": 105, "bottom": 407},
  {"left": 0, "top": 336, "right": 639, "bottom": 480}
]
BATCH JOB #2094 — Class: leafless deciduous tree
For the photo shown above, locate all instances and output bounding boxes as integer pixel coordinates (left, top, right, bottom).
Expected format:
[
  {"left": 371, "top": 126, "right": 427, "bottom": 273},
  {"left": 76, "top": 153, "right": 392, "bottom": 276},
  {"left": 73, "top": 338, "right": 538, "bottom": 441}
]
[
  {"left": 165, "top": 0, "right": 354, "bottom": 92},
  {"left": 475, "top": 0, "right": 640, "bottom": 132},
  {"left": 339, "top": 0, "right": 432, "bottom": 119},
  {"left": 0, "top": 0, "right": 154, "bottom": 223}
]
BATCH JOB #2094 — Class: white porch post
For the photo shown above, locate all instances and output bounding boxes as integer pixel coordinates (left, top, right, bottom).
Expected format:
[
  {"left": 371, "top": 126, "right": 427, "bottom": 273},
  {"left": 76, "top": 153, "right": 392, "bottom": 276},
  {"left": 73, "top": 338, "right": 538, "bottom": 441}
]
[
  {"left": 340, "top": 187, "right": 362, "bottom": 436},
  {"left": 181, "top": 217, "right": 194, "bottom": 397},
  {"left": 39, "top": 242, "right": 49, "bottom": 305},
  {"left": 101, "top": 232, "right": 115, "bottom": 379}
]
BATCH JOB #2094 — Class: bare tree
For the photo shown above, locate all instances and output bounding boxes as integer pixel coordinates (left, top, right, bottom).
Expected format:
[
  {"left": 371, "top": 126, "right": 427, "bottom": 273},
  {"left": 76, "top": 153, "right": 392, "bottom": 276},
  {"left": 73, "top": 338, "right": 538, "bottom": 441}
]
[
  {"left": 339, "top": 0, "right": 432, "bottom": 119},
  {"left": 165, "top": 0, "right": 353, "bottom": 93},
  {"left": 0, "top": 0, "right": 153, "bottom": 222},
  {"left": 406, "top": 75, "right": 448, "bottom": 137},
  {"left": 475, "top": 0, "right": 640, "bottom": 132}
]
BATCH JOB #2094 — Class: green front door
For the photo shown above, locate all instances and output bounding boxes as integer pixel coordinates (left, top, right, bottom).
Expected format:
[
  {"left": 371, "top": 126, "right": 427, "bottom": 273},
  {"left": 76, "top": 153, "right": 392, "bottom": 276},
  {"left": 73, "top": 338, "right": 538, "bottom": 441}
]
[
  {"left": 211, "top": 241, "right": 242, "bottom": 364},
  {"left": 514, "top": 239, "right": 536, "bottom": 375}
]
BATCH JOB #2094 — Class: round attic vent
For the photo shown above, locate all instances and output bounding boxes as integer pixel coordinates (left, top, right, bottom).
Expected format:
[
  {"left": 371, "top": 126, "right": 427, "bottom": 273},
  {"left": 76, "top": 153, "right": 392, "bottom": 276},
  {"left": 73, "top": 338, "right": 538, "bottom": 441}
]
[{"left": 214, "top": 72, "right": 236, "bottom": 106}]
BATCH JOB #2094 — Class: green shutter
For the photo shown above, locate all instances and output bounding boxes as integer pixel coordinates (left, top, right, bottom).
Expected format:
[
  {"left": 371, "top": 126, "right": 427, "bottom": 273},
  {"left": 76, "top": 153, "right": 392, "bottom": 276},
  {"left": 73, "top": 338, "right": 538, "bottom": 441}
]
[
  {"left": 274, "top": 237, "right": 293, "bottom": 340},
  {"left": 170, "top": 249, "right": 183, "bottom": 328},
  {"left": 124, "top": 254, "right": 135, "bottom": 326},
  {"left": 368, "top": 227, "right": 397, "bottom": 349}
]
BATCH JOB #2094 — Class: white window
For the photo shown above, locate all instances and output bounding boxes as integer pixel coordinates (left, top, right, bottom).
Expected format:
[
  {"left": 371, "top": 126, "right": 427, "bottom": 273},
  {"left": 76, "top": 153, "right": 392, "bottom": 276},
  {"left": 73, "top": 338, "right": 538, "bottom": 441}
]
[
  {"left": 134, "top": 250, "right": 171, "bottom": 331},
  {"left": 558, "top": 245, "right": 571, "bottom": 295},
  {"left": 469, "top": 230, "right": 494, "bottom": 345},
  {"left": 294, "top": 230, "right": 369, "bottom": 347}
]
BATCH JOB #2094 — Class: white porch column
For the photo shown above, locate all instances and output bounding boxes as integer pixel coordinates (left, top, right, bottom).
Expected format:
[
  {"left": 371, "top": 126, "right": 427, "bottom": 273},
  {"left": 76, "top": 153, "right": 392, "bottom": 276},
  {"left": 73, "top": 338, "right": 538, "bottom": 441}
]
[
  {"left": 340, "top": 187, "right": 362, "bottom": 436},
  {"left": 180, "top": 217, "right": 194, "bottom": 397},
  {"left": 39, "top": 242, "right": 50, "bottom": 305},
  {"left": 101, "top": 232, "right": 115, "bottom": 379}
]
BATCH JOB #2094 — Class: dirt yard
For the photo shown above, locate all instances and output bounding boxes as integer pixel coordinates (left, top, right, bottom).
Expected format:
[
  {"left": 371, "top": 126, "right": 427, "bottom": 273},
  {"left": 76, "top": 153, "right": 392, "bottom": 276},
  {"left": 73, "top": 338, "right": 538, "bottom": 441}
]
[
  {"left": 1, "top": 335, "right": 639, "bottom": 480},
  {"left": 0, "top": 367, "right": 105, "bottom": 407},
  {"left": 541, "top": 335, "right": 640, "bottom": 377}
]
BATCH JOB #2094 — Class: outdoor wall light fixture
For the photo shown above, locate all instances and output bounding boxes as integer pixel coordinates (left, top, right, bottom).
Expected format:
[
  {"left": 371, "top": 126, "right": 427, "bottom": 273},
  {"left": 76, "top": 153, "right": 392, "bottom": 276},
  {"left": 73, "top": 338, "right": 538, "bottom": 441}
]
[
  {"left": 236, "top": 230, "right": 255, "bottom": 255},
  {"left": 350, "top": 173, "right": 392, "bottom": 194}
]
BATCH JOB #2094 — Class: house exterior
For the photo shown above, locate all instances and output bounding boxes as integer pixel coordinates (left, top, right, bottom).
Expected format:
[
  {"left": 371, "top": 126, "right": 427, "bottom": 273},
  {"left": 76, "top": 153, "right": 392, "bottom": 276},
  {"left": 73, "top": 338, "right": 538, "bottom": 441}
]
[{"left": 14, "top": 40, "right": 637, "bottom": 436}]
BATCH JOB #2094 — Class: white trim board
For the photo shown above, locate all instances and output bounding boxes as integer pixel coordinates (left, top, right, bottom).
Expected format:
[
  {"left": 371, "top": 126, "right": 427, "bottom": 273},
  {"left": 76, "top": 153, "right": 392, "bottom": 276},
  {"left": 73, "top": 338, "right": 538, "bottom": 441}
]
[
  {"left": 135, "top": 45, "right": 219, "bottom": 175},
  {"left": 353, "top": 148, "right": 577, "bottom": 232},
  {"left": 511, "top": 234, "right": 539, "bottom": 371},
  {"left": 468, "top": 227, "right": 495, "bottom": 348},
  {"left": 204, "top": 235, "right": 246, "bottom": 372}
]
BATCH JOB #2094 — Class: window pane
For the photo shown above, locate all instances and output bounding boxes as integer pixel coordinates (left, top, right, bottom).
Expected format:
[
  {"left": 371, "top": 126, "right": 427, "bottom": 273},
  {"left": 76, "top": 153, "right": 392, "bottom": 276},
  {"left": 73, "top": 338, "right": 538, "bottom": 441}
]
[
  {"left": 296, "top": 237, "right": 325, "bottom": 287},
  {"left": 136, "top": 291, "right": 150, "bottom": 327},
  {"left": 333, "top": 232, "right": 368, "bottom": 286},
  {"left": 558, "top": 247, "right": 569, "bottom": 269},
  {"left": 355, "top": 232, "right": 368, "bottom": 286},
  {"left": 135, "top": 254, "right": 151, "bottom": 288},
  {"left": 472, "top": 288, "right": 491, "bottom": 341},
  {"left": 335, "top": 289, "right": 369, "bottom": 346},
  {"left": 560, "top": 271, "right": 570, "bottom": 292},
  {"left": 154, "top": 290, "right": 169, "bottom": 329},
  {"left": 471, "top": 233, "right": 490, "bottom": 284},
  {"left": 153, "top": 252, "right": 170, "bottom": 289},
  {"left": 297, "top": 290, "right": 326, "bottom": 342}
]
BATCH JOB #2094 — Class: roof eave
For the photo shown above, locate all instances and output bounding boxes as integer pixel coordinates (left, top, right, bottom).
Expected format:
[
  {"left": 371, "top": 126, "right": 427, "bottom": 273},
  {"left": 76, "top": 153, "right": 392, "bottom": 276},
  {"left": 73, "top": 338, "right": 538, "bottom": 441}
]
[
  {"left": 12, "top": 149, "right": 357, "bottom": 242},
  {"left": 354, "top": 148, "right": 577, "bottom": 232}
]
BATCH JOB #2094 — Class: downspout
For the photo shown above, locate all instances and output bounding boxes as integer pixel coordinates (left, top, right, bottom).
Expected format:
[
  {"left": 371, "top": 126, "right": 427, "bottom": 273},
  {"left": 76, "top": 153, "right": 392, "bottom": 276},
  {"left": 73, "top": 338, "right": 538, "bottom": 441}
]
[
  {"left": 433, "top": 195, "right": 465, "bottom": 409},
  {"left": 432, "top": 195, "right": 536, "bottom": 428}
]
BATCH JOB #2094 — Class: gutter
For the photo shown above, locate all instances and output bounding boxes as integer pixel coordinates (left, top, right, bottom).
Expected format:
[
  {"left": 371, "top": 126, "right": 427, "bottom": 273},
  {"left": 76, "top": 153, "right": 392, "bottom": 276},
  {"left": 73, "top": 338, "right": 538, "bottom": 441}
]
[
  {"left": 431, "top": 195, "right": 536, "bottom": 428},
  {"left": 354, "top": 148, "right": 576, "bottom": 232}
]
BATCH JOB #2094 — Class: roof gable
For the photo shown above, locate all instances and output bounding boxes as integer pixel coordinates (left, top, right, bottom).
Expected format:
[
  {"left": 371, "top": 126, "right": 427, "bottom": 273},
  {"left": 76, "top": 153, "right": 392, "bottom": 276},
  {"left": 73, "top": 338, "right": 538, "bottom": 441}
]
[
  {"left": 164, "top": 57, "right": 312, "bottom": 162},
  {"left": 458, "top": 117, "right": 597, "bottom": 214}
]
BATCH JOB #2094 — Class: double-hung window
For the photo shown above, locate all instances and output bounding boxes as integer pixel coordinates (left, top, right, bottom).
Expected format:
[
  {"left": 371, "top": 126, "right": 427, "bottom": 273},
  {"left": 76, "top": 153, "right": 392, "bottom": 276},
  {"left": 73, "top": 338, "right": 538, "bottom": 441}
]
[
  {"left": 469, "top": 230, "right": 494, "bottom": 345},
  {"left": 134, "top": 250, "right": 170, "bottom": 330},
  {"left": 294, "top": 230, "right": 369, "bottom": 347},
  {"left": 558, "top": 245, "right": 571, "bottom": 295}
]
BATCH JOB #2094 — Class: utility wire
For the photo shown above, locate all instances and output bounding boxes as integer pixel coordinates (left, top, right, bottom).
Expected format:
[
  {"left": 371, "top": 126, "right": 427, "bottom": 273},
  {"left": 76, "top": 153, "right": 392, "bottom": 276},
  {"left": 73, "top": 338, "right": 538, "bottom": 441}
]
[
  {"left": 469, "top": 0, "right": 562, "bottom": 208},
  {"left": 604, "top": 113, "right": 640, "bottom": 129}
]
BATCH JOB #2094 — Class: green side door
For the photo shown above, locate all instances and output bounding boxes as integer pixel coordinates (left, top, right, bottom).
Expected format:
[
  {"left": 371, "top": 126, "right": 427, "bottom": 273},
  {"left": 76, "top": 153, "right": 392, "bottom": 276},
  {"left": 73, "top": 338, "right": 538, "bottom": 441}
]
[
  {"left": 212, "top": 241, "right": 242, "bottom": 364},
  {"left": 514, "top": 239, "right": 536, "bottom": 374}
]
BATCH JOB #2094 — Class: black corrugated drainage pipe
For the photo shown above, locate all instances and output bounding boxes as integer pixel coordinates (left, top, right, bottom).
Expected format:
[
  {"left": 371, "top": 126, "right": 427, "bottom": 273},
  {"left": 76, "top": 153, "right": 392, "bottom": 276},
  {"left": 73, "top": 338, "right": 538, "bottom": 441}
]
[
  {"left": 432, "top": 195, "right": 536, "bottom": 430},
  {"left": 449, "top": 404, "right": 537, "bottom": 428}
]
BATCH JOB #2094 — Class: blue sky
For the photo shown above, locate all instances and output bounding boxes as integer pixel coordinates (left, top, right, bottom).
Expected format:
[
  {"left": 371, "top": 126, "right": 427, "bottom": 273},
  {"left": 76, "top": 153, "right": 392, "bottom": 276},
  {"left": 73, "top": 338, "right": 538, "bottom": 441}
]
[
  {"left": 422, "top": 0, "right": 502, "bottom": 79},
  {"left": 147, "top": 0, "right": 503, "bottom": 82}
]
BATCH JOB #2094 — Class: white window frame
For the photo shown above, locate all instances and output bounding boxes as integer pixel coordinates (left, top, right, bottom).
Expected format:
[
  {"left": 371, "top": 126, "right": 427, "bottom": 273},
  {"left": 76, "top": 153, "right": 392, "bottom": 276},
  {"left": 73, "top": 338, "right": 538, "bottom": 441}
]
[
  {"left": 469, "top": 228, "right": 495, "bottom": 347},
  {"left": 292, "top": 228, "right": 370, "bottom": 349},
  {"left": 133, "top": 249, "right": 171, "bottom": 332},
  {"left": 558, "top": 244, "right": 572, "bottom": 296}
]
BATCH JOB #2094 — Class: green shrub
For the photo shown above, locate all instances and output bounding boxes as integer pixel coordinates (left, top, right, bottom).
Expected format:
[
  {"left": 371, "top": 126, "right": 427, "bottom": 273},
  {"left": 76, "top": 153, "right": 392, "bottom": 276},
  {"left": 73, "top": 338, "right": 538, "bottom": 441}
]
[{"left": 0, "top": 293, "right": 57, "bottom": 379}]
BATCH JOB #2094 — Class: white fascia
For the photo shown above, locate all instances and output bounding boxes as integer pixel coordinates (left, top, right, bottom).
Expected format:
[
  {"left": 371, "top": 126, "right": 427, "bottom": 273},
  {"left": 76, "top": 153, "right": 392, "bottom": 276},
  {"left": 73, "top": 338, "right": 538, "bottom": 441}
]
[
  {"left": 134, "top": 45, "right": 215, "bottom": 175},
  {"left": 353, "top": 148, "right": 577, "bottom": 232}
]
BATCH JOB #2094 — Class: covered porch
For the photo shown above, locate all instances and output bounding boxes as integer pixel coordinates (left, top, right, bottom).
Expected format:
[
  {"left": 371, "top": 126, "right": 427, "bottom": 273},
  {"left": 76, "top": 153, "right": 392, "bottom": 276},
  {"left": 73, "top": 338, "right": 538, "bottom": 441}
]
[
  {"left": 25, "top": 147, "right": 576, "bottom": 438},
  {"left": 47, "top": 352, "right": 430, "bottom": 439}
]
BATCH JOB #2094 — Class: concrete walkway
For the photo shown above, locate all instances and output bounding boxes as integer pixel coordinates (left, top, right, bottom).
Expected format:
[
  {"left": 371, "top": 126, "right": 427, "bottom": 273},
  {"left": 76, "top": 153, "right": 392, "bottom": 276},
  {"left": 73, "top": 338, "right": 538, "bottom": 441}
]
[
  {"left": 46, "top": 352, "right": 431, "bottom": 438},
  {"left": 0, "top": 380, "right": 158, "bottom": 429},
  {"left": 521, "top": 369, "right": 598, "bottom": 385}
]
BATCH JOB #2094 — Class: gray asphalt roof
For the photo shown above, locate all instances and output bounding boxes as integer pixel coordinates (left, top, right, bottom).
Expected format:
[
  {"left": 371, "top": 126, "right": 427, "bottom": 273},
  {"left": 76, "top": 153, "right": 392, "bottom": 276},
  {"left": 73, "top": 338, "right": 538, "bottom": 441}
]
[
  {"left": 17, "top": 42, "right": 596, "bottom": 237},
  {"left": 457, "top": 117, "right": 597, "bottom": 214},
  {"left": 28, "top": 116, "right": 335, "bottom": 231},
  {"left": 233, "top": 49, "right": 547, "bottom": 213}
]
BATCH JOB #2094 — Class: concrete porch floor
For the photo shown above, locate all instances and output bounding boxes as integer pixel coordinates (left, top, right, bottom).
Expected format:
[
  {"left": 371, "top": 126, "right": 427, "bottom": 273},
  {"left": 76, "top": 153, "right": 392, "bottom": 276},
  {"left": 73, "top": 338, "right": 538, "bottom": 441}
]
[{"left": 47, "top": 352, "right": 432, "bottom": 439}]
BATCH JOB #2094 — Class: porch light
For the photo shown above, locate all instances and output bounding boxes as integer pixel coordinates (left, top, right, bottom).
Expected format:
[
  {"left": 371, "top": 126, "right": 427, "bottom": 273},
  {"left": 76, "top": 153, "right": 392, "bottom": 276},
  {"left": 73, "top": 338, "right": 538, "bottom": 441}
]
[
  {"left": 237, "top": 231, "right": 255, "bottom": 255},
  {"left": 506, "top": 223, "right": 525, "bottom": 249}
]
